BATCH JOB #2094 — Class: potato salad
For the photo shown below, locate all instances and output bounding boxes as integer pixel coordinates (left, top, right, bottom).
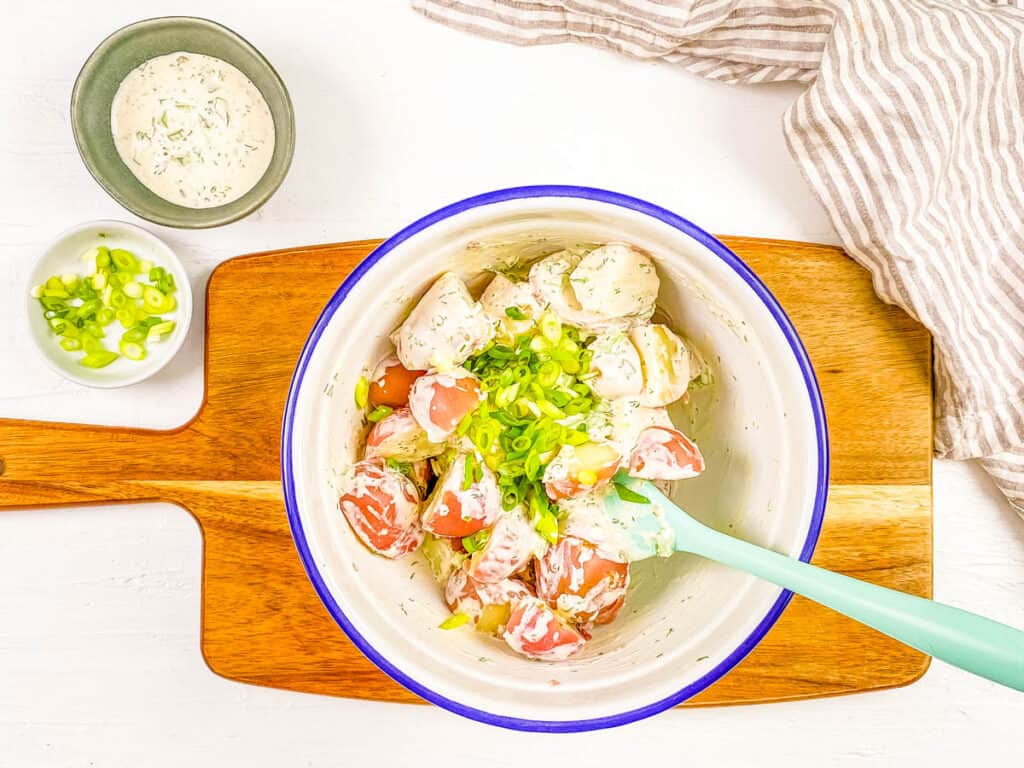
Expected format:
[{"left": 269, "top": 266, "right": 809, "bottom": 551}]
[{"left": 339, "top": 243, "right": 708, "bottom": 661}]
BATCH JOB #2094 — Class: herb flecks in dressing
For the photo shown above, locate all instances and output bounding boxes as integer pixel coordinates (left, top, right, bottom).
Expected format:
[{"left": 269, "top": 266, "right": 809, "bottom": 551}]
[{"left": 110, "top": 52, "right": 275, "bottom": 209}]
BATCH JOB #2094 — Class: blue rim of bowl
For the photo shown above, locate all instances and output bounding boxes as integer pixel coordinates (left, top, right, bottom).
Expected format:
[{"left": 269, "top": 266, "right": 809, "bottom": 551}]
[{"left": 281, "top": 185, "right": 830, "bottom": 733}]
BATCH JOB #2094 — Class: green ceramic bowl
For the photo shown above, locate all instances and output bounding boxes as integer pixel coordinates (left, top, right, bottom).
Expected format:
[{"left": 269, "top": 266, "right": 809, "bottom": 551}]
[{"left": 71, "top": 16, "right": 294, "bottom": 229}]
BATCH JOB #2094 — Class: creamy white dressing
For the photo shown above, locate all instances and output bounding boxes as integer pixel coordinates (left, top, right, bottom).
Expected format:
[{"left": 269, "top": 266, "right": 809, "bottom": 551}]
[{"left": 111, "top": 52, "right": 275, "bottom": 208}]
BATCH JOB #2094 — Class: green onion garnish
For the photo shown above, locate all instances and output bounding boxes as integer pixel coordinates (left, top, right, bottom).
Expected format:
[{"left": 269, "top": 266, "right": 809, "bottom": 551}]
[
  {"left": 79, "top": 350, "right": 119, "bottom": 369},
  {"left": 504, "top": 306, "right": 526, "bottom": 321},
  {"left": 31, "top": 245, "right": 179, "bottom": 370},
  {"left": 367, "top": 405, "right": 393, "bottom": 422},
  {"left": 454, "top": 316, "right": 605, "bottom": 540},
  {"left": 439, "top": 612, "right": 470, "bottom": 630},
  {"left": 614, "top": 482, "right": 651, "bottom": 505},
  {"left": 462, "top": 528, "right": 490, "bottom": 554},
  {"left": 354, "top": 376, "right": 370, "bottom": 408}
]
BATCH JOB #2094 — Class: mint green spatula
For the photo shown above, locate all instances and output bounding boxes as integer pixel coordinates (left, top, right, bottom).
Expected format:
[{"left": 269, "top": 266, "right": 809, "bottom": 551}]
[{"left": 606, "top": 472, "right": 1024, "bottom": 692}]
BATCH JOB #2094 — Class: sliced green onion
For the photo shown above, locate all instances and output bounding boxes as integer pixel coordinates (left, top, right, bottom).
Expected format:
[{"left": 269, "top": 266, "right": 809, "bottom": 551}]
[
  {"left": 566, "top": 428, "right": 590, "bottom": 446},
  {"left": 146, "top": 320, "right": 176, "bottom": 342},
  {"left": 439, "top": 612, "right": 470, "bottom": 630},
  {"left": 494, "top": 382, "right": 519, "bottom": 408},
  {"left": 354, "top": 376, "right": 370, "bottom": 408},
  {"left": 462, "top": 454, "right": 478, "bottom": 490},
  {"left": 95, "top": 308, "right": 114, "bottom": 326},
  {"left": 138, "top": 259, "right": 154, "bottom": 273},
  {"left": 504, "top": 306, "right": 526, "bottom": 321},
  {"left": 367, "top": 405, "right": 393, "bottom": 422},
  {"left": 539, "top": 313, "right": 561, "bottom": 343},
  {"left": 119, "top": 340, "right": 146, "bottom": 361},
  {"left": 81, "top": 335, "right": 102, "bottom": 353},
  {"left": 536, "top": 361, "right": 560, "bottom": 387},
  {"left": 79, "top": 350, "right": 118, "bottom": 368},
  {"left": 614, "top": 482, "right": 651, "bottom": 505},
  {"left": 123, "top": 281, "right": 143, "bottom": 299},
  {"left": 462, "top": 528, "right": 490, "bottom": 554},
  {"left": 115, "top": 308, "right": 136, "bottom": 328},
  {"left": 95, "top": 248, "right": 111, "bottom": 268},
  {"left": 122, "top": 327, "right": 147, "bottom": 344},
  {"left": 110, "top": 248, "right": 138, "bottom": 272},
  {"left": 535, "top": 511, "right": 558, "bottom": 543},
  {"left": 142, "top": 286, "right": 169, "bottom": 313},
  {"left": 84, "top": 321, "right": 105, "bottom": 339},
  {"left": 59, "top": 337, "right": 81, "bottom": 352}
]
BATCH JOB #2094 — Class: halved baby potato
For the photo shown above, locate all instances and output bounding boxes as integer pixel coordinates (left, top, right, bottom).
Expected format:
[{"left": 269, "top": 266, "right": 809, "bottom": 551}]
[
  {"left": 422, "top": 453, "right": 501, "bottom": 537},
  {"left": 392, "top": 272, "right": 495, "bottom": 371},
  {"left": 630, "top": 323, "right": 692, "bottom": 407},
  {"left": 408, "top": 368, "right": 483, "bottom": 443},
  {"left": 568, "top": 243, "right": 658, "bottom": 323},
  {"left": 466, "top": 506, "right": 547, "bottom": 584},
  {"left": 628, "top": 425, "right": 705, "bottom": 480},
  {"left": 445, "top": 561, "right": 531, "bottom": 628},
  {"left": 337, "top": 460, "right": 424, "bottom": 558},
  {"left": 480, "top": 273, "right": 543, "bottom": 337},
  {"left": 502, "top": 595, "right": 588, "bottom": 661},
  {"left": 542, "top": 441, "right": 621, "bottom": 501},
  {"left": 365, "top": 407, "right": 445, "bottom": 462},
  {"left": 368, "top": 354, "right": 425, "bottom": 408},
  {"left": 587, "top": 331, "right": 643, "bottom": 399},
  {"left": 535, "top": 534, "right": 630, "bottom": 625}
]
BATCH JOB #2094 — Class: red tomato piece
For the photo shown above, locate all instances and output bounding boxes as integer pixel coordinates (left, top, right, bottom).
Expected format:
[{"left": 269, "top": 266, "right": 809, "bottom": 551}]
[
  {"left": 365, "top": 407, "right": 444, "bottom": 462},
  {"left": 421, "top": 454, "right": 500, "bottom": 537},
  {"left": 337, "top": 461, "right": 423, "bottom": 558},
  {"left": 542, "top": 441, "right": 621, "bottom": 501},
  {"left": 503, "top": 596, "right": 587, "bottom": 661},
  {"left": 408, "top": 369, "right": 483, "bottom": 442},
  {"left": 467, "top": 508, "right": 544, "bottom": 584},
  {"left": 628, "top": 426, "right": 705, "bottom": 480},
  {"left": 535, "top": 535, "right": 630, "bottom": 625},
  {"left": 368, "top": 354, "right": 425, "bottom": 408}
]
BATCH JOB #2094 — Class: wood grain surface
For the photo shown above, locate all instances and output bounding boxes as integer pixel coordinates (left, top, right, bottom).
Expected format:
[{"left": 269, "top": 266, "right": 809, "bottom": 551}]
[{"left": 0, "top": 237, "right": 933, "bottom": 706}]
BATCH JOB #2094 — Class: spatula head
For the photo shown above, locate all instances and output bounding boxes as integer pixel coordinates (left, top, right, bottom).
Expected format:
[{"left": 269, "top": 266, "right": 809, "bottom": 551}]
[{"left": 600, "top": 472, "right": 690, "bottom": 560}]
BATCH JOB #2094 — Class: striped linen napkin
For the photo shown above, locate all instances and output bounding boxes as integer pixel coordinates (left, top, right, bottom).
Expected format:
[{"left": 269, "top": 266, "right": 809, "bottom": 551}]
[{"left": 413, "top": 0, "right": 1024, "bottom": 516}]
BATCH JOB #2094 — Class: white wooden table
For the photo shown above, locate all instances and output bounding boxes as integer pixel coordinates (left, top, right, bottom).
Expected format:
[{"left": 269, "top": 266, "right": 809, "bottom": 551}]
[{"left": 1, "top": 2, "right": 1020, "bottom": 764}]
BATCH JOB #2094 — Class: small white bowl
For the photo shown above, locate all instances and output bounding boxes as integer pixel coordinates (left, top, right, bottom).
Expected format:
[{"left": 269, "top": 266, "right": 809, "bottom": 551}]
[
  {"left": 26, "top": 220, "right": 192, "bottom": 388},
  {"left": 283, "top": 186, "right": 828, "bottom": 731}
]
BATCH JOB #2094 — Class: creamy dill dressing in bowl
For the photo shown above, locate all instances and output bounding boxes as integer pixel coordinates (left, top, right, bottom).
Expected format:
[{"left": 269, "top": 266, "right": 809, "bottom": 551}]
[{"left": 110, "top": 51, "right": 275, "bottom": 209}]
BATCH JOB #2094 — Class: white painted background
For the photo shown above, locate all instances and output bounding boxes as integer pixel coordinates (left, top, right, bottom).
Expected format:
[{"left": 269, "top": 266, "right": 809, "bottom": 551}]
[{"left": 1, "top": 2, "right": 1021, "bottom": 765}]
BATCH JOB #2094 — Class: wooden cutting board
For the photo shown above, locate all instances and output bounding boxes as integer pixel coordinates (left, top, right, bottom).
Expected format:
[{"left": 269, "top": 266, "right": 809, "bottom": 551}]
[{"left": 0, "top": 237, "right": 933, "bottom": 706}]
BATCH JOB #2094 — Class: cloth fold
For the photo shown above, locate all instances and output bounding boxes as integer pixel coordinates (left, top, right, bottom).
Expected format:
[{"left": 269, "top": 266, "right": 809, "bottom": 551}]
[{"left": 414, "top": 0, "right": 1024, "bottom": 515}]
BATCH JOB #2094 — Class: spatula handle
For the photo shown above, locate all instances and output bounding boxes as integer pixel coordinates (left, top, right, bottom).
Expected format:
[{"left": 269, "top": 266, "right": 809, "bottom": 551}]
[{"left": 688, "top": 524, "right": 1024, "bottom": 692}]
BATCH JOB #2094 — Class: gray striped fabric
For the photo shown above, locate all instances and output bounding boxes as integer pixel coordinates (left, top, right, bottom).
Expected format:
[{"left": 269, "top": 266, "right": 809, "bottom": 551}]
[{"left": 414, "top": 0, "right": 1024, "bottom": 516}]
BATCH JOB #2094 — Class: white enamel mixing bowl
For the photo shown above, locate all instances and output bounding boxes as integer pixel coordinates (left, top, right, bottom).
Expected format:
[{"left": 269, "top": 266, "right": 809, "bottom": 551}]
[{"left": 282, "top": 186, "right": 829, "bottom": 732}]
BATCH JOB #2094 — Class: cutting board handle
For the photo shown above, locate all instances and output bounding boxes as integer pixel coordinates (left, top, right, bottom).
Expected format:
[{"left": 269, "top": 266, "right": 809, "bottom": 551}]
[{"left": 0, "top": 417, "right": 188, "bottom": 509}]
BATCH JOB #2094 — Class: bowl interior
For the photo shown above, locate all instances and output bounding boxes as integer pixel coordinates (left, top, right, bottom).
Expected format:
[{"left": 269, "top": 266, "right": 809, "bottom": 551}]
[
  {"left": 71, "top": 17, "right": 294, "bottom": 228},
  {"left": 26, "top": 220, "right": 192, "bottom": 388},
  {"left": 285, "top": 193, "right": 825, "bottom": 728}
]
